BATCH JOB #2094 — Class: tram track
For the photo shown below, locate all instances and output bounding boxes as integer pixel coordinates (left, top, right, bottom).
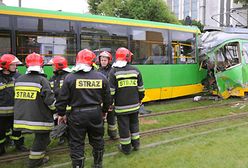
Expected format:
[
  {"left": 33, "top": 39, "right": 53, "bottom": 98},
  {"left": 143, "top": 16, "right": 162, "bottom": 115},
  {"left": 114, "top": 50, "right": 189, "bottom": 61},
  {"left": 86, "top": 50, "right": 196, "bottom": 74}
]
[
  {"left": 1, "top": 110, "right": 248, "bottom": 163},
  {"left": 140, "top": 99, "right": 248, "bottom": 118},
  {"left": 140, "top": 111, "right": 248, "bottom": 136}
]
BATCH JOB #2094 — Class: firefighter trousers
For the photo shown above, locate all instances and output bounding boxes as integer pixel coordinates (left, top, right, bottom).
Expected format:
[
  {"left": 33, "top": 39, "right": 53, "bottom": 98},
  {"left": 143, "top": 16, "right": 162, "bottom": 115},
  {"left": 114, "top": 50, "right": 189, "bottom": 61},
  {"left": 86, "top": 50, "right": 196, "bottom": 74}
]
[
  {"left": 69, "top": 106, "right": 104, "bottom": 168},
  {"left": 0, "top": 116, "right": 24, "bottom": 153},
  {"left": 106, "top": 110, "right": 117, "bottom": 138},
  {"left": 29, "top": 132, "right": 50, "bottom": 168},
  {"left": 116, "top": 112, "right": 140, "bottom": 153}
]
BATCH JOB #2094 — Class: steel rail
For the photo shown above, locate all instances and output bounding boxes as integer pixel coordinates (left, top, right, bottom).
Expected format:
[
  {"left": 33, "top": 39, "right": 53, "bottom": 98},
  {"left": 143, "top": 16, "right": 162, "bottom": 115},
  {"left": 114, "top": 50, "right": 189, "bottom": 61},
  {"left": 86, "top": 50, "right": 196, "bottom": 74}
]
[
  {"left": 140, "top": 100, "right": 248, "bottom": 118},
  {"left": 1, "top": 111, "right": 248, "bottom": 163}
]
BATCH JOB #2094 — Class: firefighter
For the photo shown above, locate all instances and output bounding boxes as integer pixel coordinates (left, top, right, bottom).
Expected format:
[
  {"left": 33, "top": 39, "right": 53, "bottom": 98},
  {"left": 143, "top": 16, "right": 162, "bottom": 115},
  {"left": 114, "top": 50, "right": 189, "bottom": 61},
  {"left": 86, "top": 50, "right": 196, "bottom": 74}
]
[
  {"left": 48, "top": 56, "right": 71, "bottom": 144},
  {"left": 98, "top": 51, "right": 118, "bottom": 140},
  {"left": 56, "top": 49, "right": 110, "bottom": 168},
  {"left": 109, "top": 47, "right": 145, "bottom": 155},
  {"left": 13, "top": 53, "right": 56, "bottom": 168},
  {"left": 0, "top": 54, "right": 27, "bottom": 156}
]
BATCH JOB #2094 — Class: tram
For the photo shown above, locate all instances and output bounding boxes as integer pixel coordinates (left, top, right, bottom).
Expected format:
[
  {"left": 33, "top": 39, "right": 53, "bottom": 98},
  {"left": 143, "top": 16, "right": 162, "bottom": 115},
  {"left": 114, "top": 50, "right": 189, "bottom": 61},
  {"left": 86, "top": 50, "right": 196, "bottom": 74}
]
[
  {"left": 199, "top": 27, "right": 248, "bottom": 99},
  {"left": 0, "top": 6, "right": 206, "bottom": 102}
]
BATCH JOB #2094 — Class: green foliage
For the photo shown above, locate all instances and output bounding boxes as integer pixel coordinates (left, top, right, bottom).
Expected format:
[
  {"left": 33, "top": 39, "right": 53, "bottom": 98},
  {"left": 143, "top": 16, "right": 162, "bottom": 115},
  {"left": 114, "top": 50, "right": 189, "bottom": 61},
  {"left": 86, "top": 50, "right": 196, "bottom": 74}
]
[
  {"left": 191, "top": 20, "right": 204, "bottom": 32},
  {"left": 87, "top": 0, "right": 103, "bottom": 14},
  {"left": 234, "top": 0, "right": 248, "bottom": 4},
  {"left": 88, "top": 0, "right": 179, "bottom": 24},
  {"left": 180, "top": 19, "right": 204, "bottom": 32},
  {"left": 97, "top": 0, "right": 128, "bottom": 17},
  {"left": 128, "top": 0, "right": 179, "bottom": 24}
]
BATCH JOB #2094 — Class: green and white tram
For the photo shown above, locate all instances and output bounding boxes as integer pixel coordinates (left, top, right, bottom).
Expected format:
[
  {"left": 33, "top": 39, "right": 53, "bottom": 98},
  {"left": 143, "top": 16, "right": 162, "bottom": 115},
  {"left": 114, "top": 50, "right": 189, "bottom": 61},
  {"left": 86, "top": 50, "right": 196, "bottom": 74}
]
[{"left": 0, "top": 6, "right": 206, "bottom": 102}]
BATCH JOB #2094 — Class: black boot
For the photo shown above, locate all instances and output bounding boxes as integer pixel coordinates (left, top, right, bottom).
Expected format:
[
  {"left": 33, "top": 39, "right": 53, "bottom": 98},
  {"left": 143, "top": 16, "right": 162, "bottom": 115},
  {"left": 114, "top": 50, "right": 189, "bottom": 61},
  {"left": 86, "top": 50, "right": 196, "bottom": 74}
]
[
  {"left": 5, "top": 134, "right": 14, "bottom": 146},
  {"left": 131, "top": 139, "right": 140, "bottom": 151},
  {"left": 118, "top": 144, "right": 131, "bottom": 155},
  {"left": 72, "top": 158, "right": 84, "bottom": 168},
  {"left": 107, "top": 128, "right": 118, "bottom": 140},
  {"left": 15, "top": 137, "right": 29, "bottom": 152},
  {"left": 92, "top": 150, "right": 104, "bottom": 168},
  {"left": 28, "top": 156, "right": 49, "bottom": 168},
  {"left": 0, "top": 144, "right": 6, "bottom": 156},
  {"left": 16, "top": 145, "right": 29, "bottom": 152}
]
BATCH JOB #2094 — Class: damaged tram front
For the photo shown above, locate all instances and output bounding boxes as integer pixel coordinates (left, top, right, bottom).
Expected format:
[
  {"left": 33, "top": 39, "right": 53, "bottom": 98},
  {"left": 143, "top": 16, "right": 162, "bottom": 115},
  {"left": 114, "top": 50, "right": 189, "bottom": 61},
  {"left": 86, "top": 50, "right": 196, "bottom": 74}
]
[{"left": 199, "top": 27, "right": 248, "bottom": 99}]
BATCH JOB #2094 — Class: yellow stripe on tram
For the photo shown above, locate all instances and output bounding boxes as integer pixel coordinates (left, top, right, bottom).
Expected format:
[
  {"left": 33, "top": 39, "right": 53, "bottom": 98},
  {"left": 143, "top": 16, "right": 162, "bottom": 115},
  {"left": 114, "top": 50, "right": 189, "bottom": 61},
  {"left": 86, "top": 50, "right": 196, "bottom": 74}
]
[{"left": 0, "top": 10, "right": 200, "bottom": 33}]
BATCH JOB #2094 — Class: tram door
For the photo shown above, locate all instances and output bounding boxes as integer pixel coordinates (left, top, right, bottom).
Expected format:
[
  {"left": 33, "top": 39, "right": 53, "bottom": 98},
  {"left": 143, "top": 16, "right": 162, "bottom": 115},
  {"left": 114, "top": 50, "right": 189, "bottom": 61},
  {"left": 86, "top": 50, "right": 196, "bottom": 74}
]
[{"left": 0, "top": 31, "right": 11, "bottom": 55}]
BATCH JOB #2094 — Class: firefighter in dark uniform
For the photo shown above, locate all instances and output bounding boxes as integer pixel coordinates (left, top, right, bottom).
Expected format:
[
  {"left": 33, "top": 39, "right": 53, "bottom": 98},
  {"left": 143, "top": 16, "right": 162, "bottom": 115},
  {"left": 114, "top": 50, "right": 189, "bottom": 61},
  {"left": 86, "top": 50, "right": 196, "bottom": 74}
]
[
  {"left": 48, "top": 56, "right": 71, "bottom": 98},
  {"left": 56, "top": 49, "right": 110, "bottom": 168},
  {"left": 13, "top": 53, "right": 56, "bottom": 168},
  {"left": 48, "top": 56, "right": 71, "bottom": 144},
  {"left": 109, "top": 47, "right": 145, "bottom": 155},
  {"left": 98, "top": 51, "right": 118, "bottom": 140},
  {"left": 0, "top": 54, "right": 27, "bottom": 156}
]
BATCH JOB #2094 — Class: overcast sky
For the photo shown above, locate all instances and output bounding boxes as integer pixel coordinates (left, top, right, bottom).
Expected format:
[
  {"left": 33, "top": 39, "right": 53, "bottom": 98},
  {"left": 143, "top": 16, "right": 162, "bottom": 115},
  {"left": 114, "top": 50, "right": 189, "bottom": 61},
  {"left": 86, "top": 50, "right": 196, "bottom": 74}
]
[{"left": 2, "top": 0, "right": 89, "bottom": 13}]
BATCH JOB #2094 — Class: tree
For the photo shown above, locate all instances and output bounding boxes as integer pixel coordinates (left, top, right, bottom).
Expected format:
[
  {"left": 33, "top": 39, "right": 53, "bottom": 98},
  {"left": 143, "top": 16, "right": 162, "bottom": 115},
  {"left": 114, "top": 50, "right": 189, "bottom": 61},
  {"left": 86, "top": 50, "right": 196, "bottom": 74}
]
[
  {"left": 87, "top": 0, "right": 103, "bottom": 14},
  {"left": 88, "top": 0, "right": 179, "bottom": 24},
  {"left": 97, "top": 0, "right": 129, "bottom": 17},
  {"left": 180, "top": 19, "right": 204, "bottom": 32},
  {"left": 234, "top": 0, "right": 248, "bottom": 4}
]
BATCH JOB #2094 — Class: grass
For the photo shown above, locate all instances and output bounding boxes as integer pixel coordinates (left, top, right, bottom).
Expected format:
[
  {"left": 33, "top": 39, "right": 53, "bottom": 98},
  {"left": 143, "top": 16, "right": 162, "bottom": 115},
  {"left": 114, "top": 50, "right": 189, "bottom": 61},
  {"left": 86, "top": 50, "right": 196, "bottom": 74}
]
[
  {"left": 104, "top": 119, "right": 248, "bottom": 168},
  {"left": 2, "top": 119, "right": 248, "bottom": 168},
  {"left": 144, "top": 97, "right": 240, "bottom": 113},
  {"left": 140, "top": 99, "right": 248, "bottom": 131},
  {"left": 1, "top": 97, "right": 248, "bottom": 168}
]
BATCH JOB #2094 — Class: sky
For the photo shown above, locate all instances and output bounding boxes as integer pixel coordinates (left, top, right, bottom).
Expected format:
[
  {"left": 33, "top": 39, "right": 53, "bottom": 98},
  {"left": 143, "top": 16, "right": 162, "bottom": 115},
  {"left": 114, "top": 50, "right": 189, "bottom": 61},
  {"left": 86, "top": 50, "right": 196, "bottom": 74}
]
[{"left": 2, "top": 0, "right": 89, "bottom": 13}]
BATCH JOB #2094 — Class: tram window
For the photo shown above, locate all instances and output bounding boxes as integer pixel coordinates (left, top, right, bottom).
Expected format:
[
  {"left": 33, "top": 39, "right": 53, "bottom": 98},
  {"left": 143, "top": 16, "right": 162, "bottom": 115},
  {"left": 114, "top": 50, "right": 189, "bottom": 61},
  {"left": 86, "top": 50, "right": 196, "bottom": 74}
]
[
  {"left": 171, "top": 30, "right": 196, "bottom": 64},
  {"left": 0, "top": 15, "right": 10, "bottom": 29},
  {"left": 0, "top": 31, "right": 11, "bottom": 55},
  {"left": 80, "top": 23, "right": 128, "bottom": 62},
  {"left": 43, "top": 19, "right": 76, "bottom": 32},
  {"left": 16, "top": 32, "right": 76, "bottom": 64},
  {"left": 215, "top": 42, "right": 240, "bottom": 72},
  {"left": 242, "top": 43, "right": 248, "bottom": 64},
  {"left": 17, "top": 17, "right": 38, "bottom": 30},
  {"left": 129, "top": 27, "right": 168, "bottom": 65},
  {"left": 17, "top": 17, "right": 76, "bottom": 33}
]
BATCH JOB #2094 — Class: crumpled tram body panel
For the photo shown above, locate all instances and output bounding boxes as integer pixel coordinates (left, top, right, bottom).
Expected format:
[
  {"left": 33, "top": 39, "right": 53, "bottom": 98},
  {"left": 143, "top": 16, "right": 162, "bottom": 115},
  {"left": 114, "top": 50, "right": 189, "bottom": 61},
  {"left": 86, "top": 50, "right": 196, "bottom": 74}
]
[
  {"left": 199, "top": 27, "right": 248, "bottom": 99},
  {"left": 215, "top": 64, "right": 244, "bottom": 99}
]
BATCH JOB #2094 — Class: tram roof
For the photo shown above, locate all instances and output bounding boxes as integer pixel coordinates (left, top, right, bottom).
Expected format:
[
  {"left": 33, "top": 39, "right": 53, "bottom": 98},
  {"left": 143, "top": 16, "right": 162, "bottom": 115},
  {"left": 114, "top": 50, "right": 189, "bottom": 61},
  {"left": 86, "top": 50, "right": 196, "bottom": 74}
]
[{"left": 0, "top": 5, "right": 200, "bottom": 34}]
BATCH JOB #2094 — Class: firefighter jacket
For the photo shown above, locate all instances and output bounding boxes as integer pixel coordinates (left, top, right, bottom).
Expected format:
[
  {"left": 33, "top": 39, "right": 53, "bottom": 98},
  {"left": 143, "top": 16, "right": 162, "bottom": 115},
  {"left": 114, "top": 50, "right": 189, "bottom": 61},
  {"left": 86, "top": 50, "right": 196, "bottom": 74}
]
[
  {"left": 55, "top": 70, "right": 111, "bottom": 116},
  {"left": 98, "top": 64, "right": 112, "bottom": 78},
  {"left": 0, "top": 71, "right": 21, "bottom": 116},
  {"left": 14, "top": 72, "right": 56, "bottom": 132},
  {"left": 109, "top": 64, "right": 145, "bottom": 115},
  {"left": 49, "top": 70, "right": 70, "bottom": 98}
]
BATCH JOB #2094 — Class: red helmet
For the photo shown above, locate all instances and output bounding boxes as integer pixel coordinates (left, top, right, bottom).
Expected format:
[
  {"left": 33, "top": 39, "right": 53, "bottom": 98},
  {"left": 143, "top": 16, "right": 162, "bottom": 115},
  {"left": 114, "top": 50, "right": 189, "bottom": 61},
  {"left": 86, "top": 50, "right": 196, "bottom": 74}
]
[
  {"left": 48, "top": 56, "right": 68, "bottom": 71},
  {"left": 76, "top": 49, "right": 96, "bottom": 66},
  {"left": 25, "top": 53, "right": 44, "bottom": 67},
  {"left": 115, "top": 47, "right": 133, "bottom": 62},
  {"left": 0, "top": 54, "right": 21, "bottom": 70},
  {"left": 99, "top": 51, "right": 112, "bottom": 63}
]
